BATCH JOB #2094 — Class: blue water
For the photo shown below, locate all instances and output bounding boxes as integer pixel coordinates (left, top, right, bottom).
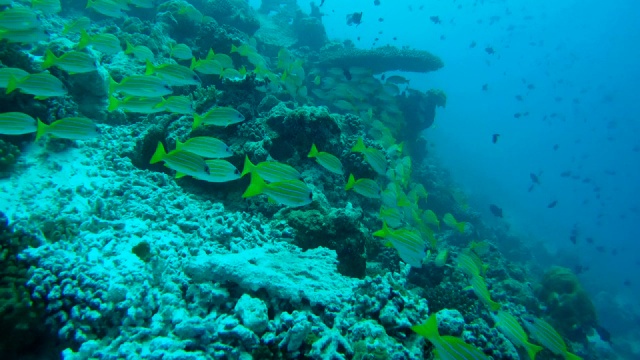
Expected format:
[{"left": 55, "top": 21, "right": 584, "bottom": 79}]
[{"left": 317, "top": 0, "right": 640, "bottom": 348}]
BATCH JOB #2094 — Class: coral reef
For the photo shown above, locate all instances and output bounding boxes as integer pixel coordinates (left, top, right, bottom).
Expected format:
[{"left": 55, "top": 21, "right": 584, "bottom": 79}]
[
  {"left": 317, "top": 43, "right": 444, "bottom": 74},
  {"left": 0, "top": 139, "right": 20, "bottom": 175},
  {"left": 536, "top": 266, "right": 597, "bottom": 341}
]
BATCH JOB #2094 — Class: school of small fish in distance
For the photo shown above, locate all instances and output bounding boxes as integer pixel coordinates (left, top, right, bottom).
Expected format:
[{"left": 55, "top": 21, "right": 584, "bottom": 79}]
[{"left": 0, "top": 0, "right": 585, "bottom": 358}]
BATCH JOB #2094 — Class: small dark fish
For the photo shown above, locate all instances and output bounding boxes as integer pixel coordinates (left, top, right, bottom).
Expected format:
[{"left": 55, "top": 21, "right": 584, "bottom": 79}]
[
  {"left": 553, "top": 144, "right": 559, "bottom": 151},
  {"left": 530, "top": 173, "right": 540, "bottom": 184},
  {"left": 492, "top": 134, "right": 500, "bottom": 144},
  {"left": 527, "top": 84, "right": 535, "bottom": 90},
  {"left": 623, "top": 279, "right": 631, "bottom": 286},
  {"left": 514, "top": 113, "right": 521, "bottom": 118},
  {"left": 574, "top": 265, "right": 588, "bottom": 274},
  {"left": 485, "top": 46, "right": 495, "bottom": 54},
  {"left": 343, "top": 68, "right": 352, "bottom": 81},
  {"left": 440, "top": 35, "right": 446, "bottom": 40},
  {"left": 357, "top": 36, "right": 360, "bottom": 41},
  {"left": 374, "top": 0, "right": 380, "bottom": 5},
  {"left": 547, "top": 200, "right": 557, "bottom": 208},
  {"left": 586, "top": 237, "right": 594, "bottom": 244},
  {"left": 515, "top": 95, "right": 523, "bottom": 101},
  {"left": 570, "top": 234, "right": 577, "bottom": 244},
  {"left": 522, "top": 111, "right": 529, "bottom": 117},
  {"left": 470, "top": 41, "right": 477, "bottom": 48},
  {"left": 378, "top": 17, "right": 384, "bottom": 22},
  {"left": 489, "top": 204, "right": 503, "bottom": 218},
  {"left": 319, "top": 0, "right": 325, "bottom": 6},
  {"left": 346, "top": 12, "right": 363, "bottom": 26},
  {"left": 380, "top": 74, "right": 386, "bottom": 81},
  {"left": 560, "top": 170, "right": 571, "bottom": 177},
  {"left": 482, "top": 83, "right": 488, "bottom": 91},
  {"left": 527, "top": 184, "right": 535, "bottom": 192},
  {"left": 430, "top": 16, "right": 441, "bottom": 24},
  {"left": 612, "top": 248, "right": 618, "bottom": 256},
  {"left": 393, "top": 36, "right": 397, "bottom": 40},
  {"left": 596, "top": 245, "right": 606, "bottom": 253}
]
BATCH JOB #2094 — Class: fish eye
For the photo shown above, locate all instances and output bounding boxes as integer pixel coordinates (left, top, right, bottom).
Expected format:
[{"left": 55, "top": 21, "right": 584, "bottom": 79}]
[
  {"left": 308, "top": 192, "right": 313, "bottom": 199},
  {"left": 164, "top": 85, "right": 171, "bottom": 90},
  {"left": 234, "top": 169, "right": 239, "bottom": 174}
]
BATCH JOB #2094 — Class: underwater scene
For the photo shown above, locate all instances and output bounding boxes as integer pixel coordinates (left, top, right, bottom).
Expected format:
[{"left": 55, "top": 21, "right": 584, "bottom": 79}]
[{"left": 1, "top": 0, "right": 638, "bottom": 358}]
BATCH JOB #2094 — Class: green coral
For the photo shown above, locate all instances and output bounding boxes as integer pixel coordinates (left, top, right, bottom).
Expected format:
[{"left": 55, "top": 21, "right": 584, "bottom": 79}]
[{"left": 536, "top": 266, "right": 597, "bottom": 341}]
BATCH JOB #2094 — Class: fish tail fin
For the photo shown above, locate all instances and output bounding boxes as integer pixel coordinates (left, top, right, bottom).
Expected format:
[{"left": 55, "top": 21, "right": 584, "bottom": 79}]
[
  {"left": 565, "top": 352, "right": 583, "bottom": 360},
  {"left": 6, "top": 75, "right": 20, "bottom": 94},
  {"left": 242, "top": 172, "right": 267, "bottom": 198},
  {"left": 189, "top": 57, "right": 197, "bottom": 70},
  {"left": 489, "top": 300, "right": 502, "bottom": 311},
  {"left": 125, "top": 40, "right": 134, "bottom": 55},
  {"left": 42, "top": 49, "right": 57, "bottom": 69},
  {"left": 77, "top": 30, "right": 90, "bottom": 49},
  {"left": 206, "top": 49, "right": 215, "bottom": 60},
  {"left": 107, "top": 95, "right": 120, "bottom": 112},
  {"left": 150, "top": 142, "right": 167, "bottom": 164},
  {"left": 231, "top": 44, "right": 238, "bottom": 53},
  {"left": 524, "top": 342, "right": 543, "bottom": 360},
  {"left": 108, "top": 74, "right": 118, "bottom": 94},
  {"left": 175, "top": 139, "right": 184, "bottom": 151},
  {"left": 153, "top": 97, "right": 167, "bottom": 109},
  {"left": 240, "top": 155, "right": 255, "bottom": 178},
  {"left": 308, "top": 143, "right": 319, "bottom": 158},
  {"left": 372, "top": 221, "right": 391, "bottom": 238},
  {"left": 35, "top": 118, "right": 48, "bottom": 141},
  {"left": 192, "top": 113, "right": 203, "bottom": 130},
  {"left": 345, "top": 173, "right": 356, "bottom": 191},
  {"left": 351, "top": 137, "right": 366, "bottom": 153},
  {"left": 144, "top": 60, "right": 155, "bottom": 75},
  {"left": 410, "top": 313, "right": 440, "bottom": 342},
  {"left": 456, "top": 221, "right": 466, "bottom": 233},
  {"left": 85, "top": 0, "right": 94, "bottom": 8}
]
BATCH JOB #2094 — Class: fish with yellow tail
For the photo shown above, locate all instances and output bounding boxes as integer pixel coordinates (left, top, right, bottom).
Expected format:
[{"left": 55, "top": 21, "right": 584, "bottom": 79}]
[
  {"left": 523, "top": 317, "right": 583, "bottom": 360},
  {"left": 150, "top": 142, "right": 210, "bottom": 180},
  {"left": 308, "top": 143, "right": 343, "bottom": 175},
  {"left": 351, "top": 137, "right": 387, "bottom": 175},
  {"left": 492, "top": 311, "right": 543, "bottom": 360},
  {"left": 464, "top": 274, "right": 501, "bottom": 311},
  {"left": 443, "top": 212, "right": 466, "bottom": 233},
  {"left": 192, "top": 107, "right": 245, "bottom": 129},
  {"left": 241, "top": 156, "right": 301, "bottom": 182},
  {"left": 346, "top": 174, "right": 381, "bottom": 199},
  {"left": 36, "top": 117, "right": 98, "bottom": 141},
  {"left": 373, "top": 221, "right": 426, "bottom": 268},
  {"left": 242, "top": 172, "right": 312, "bottom": 207},
  {"left": 412, "top": 313, "right": 491, "bottom": 359}
]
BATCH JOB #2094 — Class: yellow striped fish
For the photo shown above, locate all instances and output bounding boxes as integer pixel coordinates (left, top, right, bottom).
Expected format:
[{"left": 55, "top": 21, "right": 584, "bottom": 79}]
[
  {"left": 373, "top": 222, "right": 426, "bottom": 267},
  {"left": 379, "top": 206, "right": 403, "bottom": 228},
  {"left": 145, "top": 61, "right": 200, "bottom": 86},
  {"left": 465, "top": 274, "right": 501, "bottom": 311},
  {"left": 107, "top": 96, "right": 164, "bottom": 114},
  {"left": 0, "top": 68, "right": 29, "bottom": 88},
  {"left": 31, "top": 0, "right": 61, "bottom": 13},
  {"left": 523, "top": 317, "right": 583, "bottom": 360},
  {"left": 241, "top": 156, "right": 301, "bottom": 182},
  {"left": 42, "top": 50, "right": 97, "bottom": 74},
  {"left": 170, "top": 43, "right": 193, "bottom": 61},
  {"left": 86, "top": 0, "right": 127, "bottom": 18},
  {"left": 77, "top": 30, "right": 121, "bottom": 54},
  {"left": 150, "top": 142, "right": 209, "bottom": 180},
  {"left": 422, "top": 209, "right": 440, "bottom": 230},
  {"left": 0, "top": 27, "right": 49, "bottom": 44},
  {"left": 6, "top": 73, "right": 67, "bottom": 99},
  {"left": 351, "top": 137, "right": 387, "bottom": 175},
  {"left": 125, "top": 41, "right": 154, "bottom": 62},
  {"left": 492, "top": 311, "right": 543, "bottom": 360},
  {"left": 345, "top": 174, "right": 381, "bottom": 199},
  {"left": 412, "top": 313, "right": 490, "bottom": 360},
  {"left": 154, "top": 96, "right": 193, "bottom": 114},
  {"left": 36, "top": 117, "right": 98, "bottom": 141},
  {"left": 0, "top": 7, "right": 40, "bottom": 31},
  {"left": 308, "top": 143, "right": 343, "bottom": 175},
  {"left": 192, "top": 107, "right": 244, "bottom": 129},
  {"left": 443, "top": 212, "right": 466, "bottom": 233},
  {"left": 109, "top": 75, "right": 172, "bottom": 98},
  {"left": 175, "top": 137, "right": 232, "bottom": 159},
  {"left": 194, "top": 159, "right": 240, "bottom": 183},
  {"left": 190, "top": 58, "right": 223, "bottom": 75},
  {"left": 62, "top": 17, "right": 91, "bottom": 35},
  {"left": 0, "top": 112, "right": 37, "bottom": 135},
  {"left": 242, "top": 172, "right": 312, "bottom": 207},
  {"left": 456, "top": 252, "right": 481, "bottom": 277}
]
